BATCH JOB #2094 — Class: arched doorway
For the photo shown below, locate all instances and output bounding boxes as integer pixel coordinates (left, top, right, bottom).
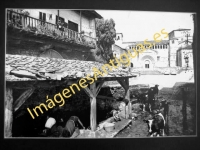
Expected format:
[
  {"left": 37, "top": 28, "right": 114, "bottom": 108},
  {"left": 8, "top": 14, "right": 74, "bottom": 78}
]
[
  {"left": 39, "top": 49, "right": 63, "bottom": 59},
  {"left": 140, "top": 55, "right": 155, "bottom": 69}
]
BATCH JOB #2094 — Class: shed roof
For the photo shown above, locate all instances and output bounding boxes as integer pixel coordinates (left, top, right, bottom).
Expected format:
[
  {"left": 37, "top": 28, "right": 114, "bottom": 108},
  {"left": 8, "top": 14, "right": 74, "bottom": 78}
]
[
  {"left": 5, "top": 54, "right": 136, "bottom": 82},
  {"left": 75, "top": 10, "right": 103, "bottom": 19}
]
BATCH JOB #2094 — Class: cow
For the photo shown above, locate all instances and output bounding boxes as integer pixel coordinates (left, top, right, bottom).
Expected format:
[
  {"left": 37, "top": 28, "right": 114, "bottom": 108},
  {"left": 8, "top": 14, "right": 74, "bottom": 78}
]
[{"left": 144, "top": 111, "right": 165, "bottom": 137}]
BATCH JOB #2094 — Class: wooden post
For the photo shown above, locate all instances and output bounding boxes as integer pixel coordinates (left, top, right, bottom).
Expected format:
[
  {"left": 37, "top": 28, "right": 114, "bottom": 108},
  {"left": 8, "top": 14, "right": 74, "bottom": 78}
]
[
  {"left": 14, "top": 87, "right": 35, "bottom": 112},
  {"left": 124, "top": 78, "right": 130, "bottom": 100},
  {"left": 125, "top": 78, "right": 131, "bottom": 119},
  {"left": 181, "top": 87, "right": 188, "bottom": 133},
  {"left": 95, "top": 82, "right": 104, "bottom": 97},
  {"left": 57, "top": 10, "right": 59, "bottom": 21},
  {"left": 80, "top": 10, "right": 82, "bottom": 32},
  {"left": 83, "top": 81, "right": 104, "bottom": 133},
  {"left": 117, "top": 78, "right": 131, "bottom": 119},
  {"left": 5, "top": 86, "right": 13, "bottom": 137},
  {"left": 90, "top": 82, "right": 96, "bottom": 131}
]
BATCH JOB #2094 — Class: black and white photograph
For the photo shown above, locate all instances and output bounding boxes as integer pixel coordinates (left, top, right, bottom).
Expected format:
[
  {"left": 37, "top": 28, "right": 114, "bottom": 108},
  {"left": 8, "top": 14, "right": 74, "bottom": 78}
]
[{"left": 4, "top": 8, "right": 196, "bottom": 139}]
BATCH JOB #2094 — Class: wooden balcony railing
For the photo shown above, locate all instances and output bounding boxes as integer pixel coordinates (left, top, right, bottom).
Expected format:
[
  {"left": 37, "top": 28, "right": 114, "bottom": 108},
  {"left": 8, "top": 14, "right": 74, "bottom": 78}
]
[
  {"left": 7, "top": 9, "right": 96, "bottom": 48},
  {"left": 82, "top": 34, "right": 96, "bottom": 46}
]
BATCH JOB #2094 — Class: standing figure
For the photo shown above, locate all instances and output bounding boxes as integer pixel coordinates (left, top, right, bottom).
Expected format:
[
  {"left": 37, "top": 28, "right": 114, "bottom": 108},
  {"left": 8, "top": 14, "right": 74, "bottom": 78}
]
[
  {"left": 154, "top": 84, "right": 159, "bottom": 100},
  {"left": 148, "top": 88, "right": 155, "bottom": 112}
]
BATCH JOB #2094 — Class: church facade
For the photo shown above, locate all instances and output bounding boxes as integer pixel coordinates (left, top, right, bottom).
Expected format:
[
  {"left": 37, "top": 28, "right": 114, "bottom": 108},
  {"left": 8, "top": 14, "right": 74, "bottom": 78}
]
[
  {"left": 126, "top": 40, "right": 169, "bottom": 69},
  {"left": 113, "top": 28, "right": 193, "bottom": 69}
]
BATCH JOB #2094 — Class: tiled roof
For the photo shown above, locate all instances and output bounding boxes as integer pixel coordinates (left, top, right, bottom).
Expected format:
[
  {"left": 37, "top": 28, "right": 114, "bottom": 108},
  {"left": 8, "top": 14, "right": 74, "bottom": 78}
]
[
  {"left": 169, "top": 28, "right": 191, "bottom": 34},
  {"left": 128, "top": 40, "right": 169, "bottom": 46},
  {"left": 177, "top": 44, "right": 192, "bottom": 51},
  {"left": 5, "top": 54, "right": 136, "bottom": 82}
]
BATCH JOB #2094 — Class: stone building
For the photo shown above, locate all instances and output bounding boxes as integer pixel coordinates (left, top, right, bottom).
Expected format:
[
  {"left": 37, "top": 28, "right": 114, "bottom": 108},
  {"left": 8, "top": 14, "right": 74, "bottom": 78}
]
[
  {"left": 168, "top": 28, "right": 193, "bottom": 67},
  {"left": 113, "top": 33, "right": 169, "bottom": 69},
  {"left": 127, "top": 40, "right": 169, "bottom": 69},
  {"left": 177, "top": 45, "right": 193, "bottom": 68},
  {"left": 113, "top": 28, "right": 193, "bottom": 69}
]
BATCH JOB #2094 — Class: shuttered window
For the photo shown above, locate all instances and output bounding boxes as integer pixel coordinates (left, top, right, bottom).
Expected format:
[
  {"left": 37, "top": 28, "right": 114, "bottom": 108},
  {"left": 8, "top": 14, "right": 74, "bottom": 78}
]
[
  {"left": 68, "top": 20, "right": 78, "bottom": 32},
  {"left": 39, "top": 12, "right": 46, "bottom": 24}
]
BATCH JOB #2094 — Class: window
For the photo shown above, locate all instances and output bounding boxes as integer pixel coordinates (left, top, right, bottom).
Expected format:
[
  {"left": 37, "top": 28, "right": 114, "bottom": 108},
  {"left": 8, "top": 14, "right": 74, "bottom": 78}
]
[
  {"left": 155, "top": 45, "right": 157, "bottom": 49},
  {"left": 172, "top": 40, "right": 174, "bottom": 44},
  {"left": 56, "top": 16, "right": 65, "bottom": 24},
  {"left": 39, "top": 12, "right": 46, "bottom": 24},
  {"left": 56, "top": 16, "right": 66, "bottom": 31},
  {"left": 157, "top": 56, "right": 160, "bottom": 61},
  {"left": 68, "top": 20, "right": 78, "bottom": 32}
]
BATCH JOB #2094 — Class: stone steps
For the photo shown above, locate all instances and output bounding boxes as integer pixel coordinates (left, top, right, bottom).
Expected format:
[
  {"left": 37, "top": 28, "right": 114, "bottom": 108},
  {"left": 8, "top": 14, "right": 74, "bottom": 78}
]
[{"left": 140, "top": 70, "right": 163, "bottom": 75}]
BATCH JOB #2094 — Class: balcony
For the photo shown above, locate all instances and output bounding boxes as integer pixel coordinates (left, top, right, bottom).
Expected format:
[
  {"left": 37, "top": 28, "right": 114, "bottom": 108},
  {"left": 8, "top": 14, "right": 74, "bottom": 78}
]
[{"left": 6, "top": 9, "right": 96, "bottom": 49}]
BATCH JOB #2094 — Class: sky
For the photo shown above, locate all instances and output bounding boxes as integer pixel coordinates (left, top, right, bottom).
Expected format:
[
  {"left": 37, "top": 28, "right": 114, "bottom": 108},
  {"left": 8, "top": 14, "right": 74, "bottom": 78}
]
[{"left": 96, "top": 10, "right": 194, "bottom": 42}]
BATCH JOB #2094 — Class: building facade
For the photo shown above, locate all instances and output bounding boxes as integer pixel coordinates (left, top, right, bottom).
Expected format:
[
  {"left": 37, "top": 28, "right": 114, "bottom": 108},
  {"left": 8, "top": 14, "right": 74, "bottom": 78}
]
[
  {"left": 127, "top": 40, "right": 169, "bottom": 69},
  {"left": 113, "top": 28, "right": 193, "bottom": 69},
  {"left": 6, "top": 9, "right": 102, "bottom": 60},
  {"left": 168, "top": 29, "right": 193, "bottom": 67},
  {"left": 177, "top": 45, "right": 193, "bottom": 68},
  {"left": 22, "top": 9, "right": 99, "bottom": 38}
]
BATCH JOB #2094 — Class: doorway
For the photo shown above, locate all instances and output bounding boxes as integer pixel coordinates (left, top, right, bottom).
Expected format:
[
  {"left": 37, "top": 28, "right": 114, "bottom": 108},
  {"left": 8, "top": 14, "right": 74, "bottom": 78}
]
[{"left": 145, "top": 60, "right": 150, "bottom": 69}]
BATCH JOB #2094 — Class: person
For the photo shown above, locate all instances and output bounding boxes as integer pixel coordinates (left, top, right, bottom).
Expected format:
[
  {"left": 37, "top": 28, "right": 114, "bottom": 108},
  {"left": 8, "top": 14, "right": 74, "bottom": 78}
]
[
  {"left": 63, "top": 116, "right": 85, "bottom": 138},
  {"left": 148, "top": 88, "right": 155, "bottom": 112},
  {"left": 123, "top": 98, "right": 129, "bottom": 106},
  {"left": 111, "top": 110, "right": 121, "bottom": 122},
  {"left": 154, "top": 84, "right": 159, "bottom": 100},
  {"left": 57, "top": 19, "right": 64, "bottom": 33},
  {"left": 43, "top": 115, "right": 57, "bottom": 136},
  {"left": 118, "top": 99, "right": 131, "bottom": 119}
]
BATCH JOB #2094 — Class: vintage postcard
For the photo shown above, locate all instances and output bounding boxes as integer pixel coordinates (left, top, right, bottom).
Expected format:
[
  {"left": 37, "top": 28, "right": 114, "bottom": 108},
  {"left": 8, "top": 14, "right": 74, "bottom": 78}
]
[{"left": 5, "top": 9, "right": 196, "bottom": 138}]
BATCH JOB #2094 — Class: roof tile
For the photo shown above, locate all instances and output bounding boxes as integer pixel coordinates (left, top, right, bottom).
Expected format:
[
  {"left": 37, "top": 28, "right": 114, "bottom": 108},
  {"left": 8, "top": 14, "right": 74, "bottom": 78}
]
[{"left": 6, "top": 54, "right": 136, "bottom": 81}]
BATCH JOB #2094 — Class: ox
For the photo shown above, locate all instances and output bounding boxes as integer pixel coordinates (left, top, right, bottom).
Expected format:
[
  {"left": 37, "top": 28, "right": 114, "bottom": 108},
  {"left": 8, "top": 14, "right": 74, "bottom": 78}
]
[{"left": 144, "top": 111, "right": 165, "bottom": 137}]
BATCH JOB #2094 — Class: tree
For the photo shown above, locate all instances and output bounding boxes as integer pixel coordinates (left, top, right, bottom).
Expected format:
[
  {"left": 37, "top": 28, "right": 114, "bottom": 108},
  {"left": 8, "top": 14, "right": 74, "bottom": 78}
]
[{"left": 95, "top": 18, "right": 116, "bottom": 62}]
